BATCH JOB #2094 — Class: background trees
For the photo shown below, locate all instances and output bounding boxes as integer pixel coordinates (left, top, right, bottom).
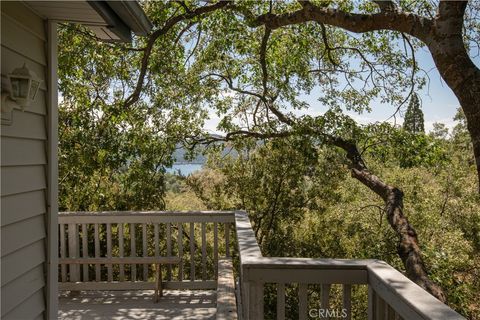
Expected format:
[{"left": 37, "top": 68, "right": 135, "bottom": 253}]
[
  {"left": 178, "top": 119, "right": 479, "bottom": 318},
  {"left": 57, "top": 22, "right": 206, "bottom": 211},
  {"left": 403, "top": 93, "right": 425, "bottom": 134}
]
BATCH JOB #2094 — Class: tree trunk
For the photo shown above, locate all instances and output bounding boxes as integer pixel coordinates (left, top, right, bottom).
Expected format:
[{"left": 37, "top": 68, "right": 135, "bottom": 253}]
[
  {"left": 427, "top": 0, "right": 480, "bottom": 193},
  {"left": 428, "top": 40, "right": 480, "bottom": 193},
  {"left": 332, "top": 138, "right": 447, "bottom": 302},
  {"left": 446, "top": 69, "right": 480, "bottom": 193}
]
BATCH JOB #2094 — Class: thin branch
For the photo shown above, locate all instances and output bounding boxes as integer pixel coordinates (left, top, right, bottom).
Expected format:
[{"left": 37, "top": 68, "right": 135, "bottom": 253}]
[
  {"left": 184, "top": 23, "right": 203, "bottom": 67},
  {"left": 385, "top": 33, "right": 417, "bottom": 122},
  {"left": 259, "top": 27, "right": 272, "bottom": 98},
  {"left": 123, "top": 1, "right": 230, "bottom": 109},
  {"left": 173, "top": 21, "right": 197, "bottom": 48},
  {"left": 201, "top": 73, "right": 266, "bottom": 101},
  {"left": 320, "top": 23, "right": 339, "bottom": 67}
]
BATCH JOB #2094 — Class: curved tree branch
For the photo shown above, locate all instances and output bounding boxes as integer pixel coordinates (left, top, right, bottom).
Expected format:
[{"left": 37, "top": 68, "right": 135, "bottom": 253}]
[
  {"left": 250, "top": 1, "right": 433, "bottom": 42},
  {"left": 123, "top": 1, "right": 229, "bottom": 109}
]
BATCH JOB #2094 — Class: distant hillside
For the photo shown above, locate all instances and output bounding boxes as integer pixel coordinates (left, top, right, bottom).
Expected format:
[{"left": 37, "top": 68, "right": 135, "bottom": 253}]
[
  {"left": 172, "top": 147, "right": 206, "bottom": 164},
  {"left": 173, "top": 135, "right": 238, "bottom": 164}
]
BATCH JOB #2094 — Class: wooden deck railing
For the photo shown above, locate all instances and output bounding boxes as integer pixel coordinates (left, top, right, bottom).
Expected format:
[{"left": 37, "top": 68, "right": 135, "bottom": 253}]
[
  {"left": 234, "top": 210, "right": 465, "bottom": 320},
  {"left": 58, "top": 210, "right": 465, "bottom": 320},
  {"left": 58, "top": 211, "right": 234, "bottom": 291}
]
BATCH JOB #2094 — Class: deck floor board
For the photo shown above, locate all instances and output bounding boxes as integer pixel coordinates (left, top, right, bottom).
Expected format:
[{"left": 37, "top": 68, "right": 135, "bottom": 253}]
[{"left": 59, "top": 290, "right": 217, "bottom": 319}]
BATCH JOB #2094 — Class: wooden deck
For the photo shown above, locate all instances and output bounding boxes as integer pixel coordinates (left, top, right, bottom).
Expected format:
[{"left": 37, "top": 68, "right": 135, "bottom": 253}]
[
  {"left": 58, "top": 290, "right": 217, "bottom": 320},
  {"left": 57, "top": 210, "right": 465, "bottom": 320}
]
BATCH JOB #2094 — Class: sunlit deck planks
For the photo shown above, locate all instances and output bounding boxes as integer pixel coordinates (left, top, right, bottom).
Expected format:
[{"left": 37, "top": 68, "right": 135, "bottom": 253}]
[{"left": 58, "top": 290, "right": 216, "bottom": 320}]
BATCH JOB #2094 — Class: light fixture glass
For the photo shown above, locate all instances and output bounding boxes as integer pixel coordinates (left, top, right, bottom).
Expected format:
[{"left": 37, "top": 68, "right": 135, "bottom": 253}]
[{"left": 7, "top": 63, "right": 41, "bottom": 108}]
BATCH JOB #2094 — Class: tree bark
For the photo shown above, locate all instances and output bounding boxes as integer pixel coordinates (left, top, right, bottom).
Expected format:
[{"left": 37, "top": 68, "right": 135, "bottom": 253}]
[
  {"left": 248, "top": 0, "right": 480, "bottom": 192},
  {"left": 331, "top": 137, "right": 447, "bottom": 302},
  {"left": 427, "top": 1, "right": 480, "bottom": 192},
  {"left": 209, "top": 129, "right": 447, "bottom": 301}
]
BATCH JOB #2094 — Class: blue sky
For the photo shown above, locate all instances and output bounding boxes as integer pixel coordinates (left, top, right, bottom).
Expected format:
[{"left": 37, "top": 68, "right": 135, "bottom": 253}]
[
  {"left": 304, "top": 47, "right": 480, "bottom": 132},
  {"left": 205, "top": 47, "right": 479, "bottom": 134}
]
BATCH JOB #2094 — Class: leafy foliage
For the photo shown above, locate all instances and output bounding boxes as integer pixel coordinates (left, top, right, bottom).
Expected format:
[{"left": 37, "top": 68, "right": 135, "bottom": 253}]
[
  {"left": 57, "top": 24, "right": 204, "bottom": 211},
  {"left": 403, "top": 93, "right": 425, "bottom": 134},
  {"left": 361, "top": 123, "right": 447, "bottom": 169},
  {"left": 180, "top": 121, "right": 479, "bottom": 318}
]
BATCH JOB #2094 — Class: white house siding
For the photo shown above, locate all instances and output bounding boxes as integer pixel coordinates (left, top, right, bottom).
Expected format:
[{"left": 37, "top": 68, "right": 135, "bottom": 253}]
[{"left": 1, "top": 2, "right": 49, "bottom": 319}]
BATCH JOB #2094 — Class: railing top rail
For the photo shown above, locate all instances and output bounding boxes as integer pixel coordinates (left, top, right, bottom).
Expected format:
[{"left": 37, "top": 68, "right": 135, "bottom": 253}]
[
  {"left": 59, "top": 210, "right": 236, "bottom": 216},
  {"left": 58, "top": 211, "right": 236, "bottom": 224},
  {"left": 241, "top": 257, "right": 377, "bottom": 269},
  {"left": 234, "top": 211, "right": 374, "bottom": 269},
  {"left": 234, "top": 210, "right": 262, "bottom": 260},
  {"left": 368, "top": 261, "right": 465, "bottom": 320}
]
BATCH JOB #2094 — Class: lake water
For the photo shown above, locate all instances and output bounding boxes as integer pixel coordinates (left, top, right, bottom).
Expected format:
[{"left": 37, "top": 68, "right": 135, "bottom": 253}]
[{"left": 166, "top": 163, "right": 203, "bottom": 176}]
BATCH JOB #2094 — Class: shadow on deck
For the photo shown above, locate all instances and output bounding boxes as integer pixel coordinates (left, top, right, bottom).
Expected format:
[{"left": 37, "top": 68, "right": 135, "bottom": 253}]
[{"left": 58, "top": 290, "right": 216, "bottom": 320}]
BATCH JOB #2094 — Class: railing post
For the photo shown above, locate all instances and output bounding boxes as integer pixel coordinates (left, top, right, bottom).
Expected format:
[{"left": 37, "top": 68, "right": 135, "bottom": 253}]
[
  {"left": 242, "top": 278, "right": 249, "bottom": 319},
  {"left": 107, "top": 223, "right": 113, "bottom": 281},
  {"left": 277, "top": 283, "right": 286, "bottom": 320},
  {"left": 248, "top": 281, "right": 264, "bottom": 320},
  {"left": 299, "top": 283, "right": 308, "bottom": 320},
  {"left": 342, "top": 284, "right": 352, "bottom": 320},
  {"left": 60, "top": 224, "right": 66, "bottom": 282},
  {"left": 68, "top": 223, "right": 80, "bottom": 282},
  {"left": 119, "top": 224, "right": 125, "bottom": 281},
  {"left": 225, "top": 222, "right": 230, "bottom": 257},
  {"left": 368, "top": 286, "right": 375, "bottom": 320},
  {"left": 81, "top": 223, "right": 88, "bottom": 281}
]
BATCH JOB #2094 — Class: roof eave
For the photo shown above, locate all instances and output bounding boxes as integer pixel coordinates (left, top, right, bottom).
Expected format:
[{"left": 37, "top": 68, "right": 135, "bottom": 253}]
[
  {"left": 88, "top": 0, "right": 132, "bottom": 42},
  {"left": 106, "top": 1, "right": 153, "bottom": 36}
]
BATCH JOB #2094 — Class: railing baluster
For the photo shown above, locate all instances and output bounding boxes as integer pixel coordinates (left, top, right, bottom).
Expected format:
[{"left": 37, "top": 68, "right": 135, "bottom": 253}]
[
  {"left": 386, "top": 305, "right": 396, "bottom": 320},
  {"left": 342, "top": 284, "right": 352, "bottom": 320},
  {"left": 242, "top": 281, "right": 250, "bottom": 319},
  {"left": 299, "top": 283, "right": 308, "bottom": 320},
  {"left": 76, "top": 225, "right": 80, "bottom": 257},
  {"left": 276, "top": 283, "right": 285, "bottom": 320},
  {"left": 130, "top": 223, "right": 136, "bottom": 281},
  {"left": 60, "top": 224, "right": 66, "bottom": 282},
  {"left": 321, "top": 284, "right": 331, "bottom": 318},
  {"left": 167, "top": 223, "right": 172, "bottom": 280},
  {"left": 249, "top": 282, "right": 264, "bottom": 320},
  {"left": 68, "top": 223, "right": 79, "bottom": 282},
  {"left": 368, "top": 286, "right": 375, "bottom": 320},
  {"left": 201, "top": 222, "right": 206, "bottom": 280},
  {"left": 214, "top": 222, "right": 218, "bottom": 279},
  {"left": 178, "top": 223, "right": 183, "bottom": 281},
  {"left": 376, "top": 294, "right": 386, "bottom": 320},
  {"left": 154, "top": 223, "right": 159, "bottom": 257},
  {"left": 142, "top": 223, "right": 148, "bottom": 281},
  {"left": 190, "top": 222, "right": 195, "bottom": 281},
  {"left": 107, "top": 223, "right": 112, "bottom": 282},
  {"left": 225, "top": 222, "right": 230, "bottom": 257},
  {"left": 119, "top": 224, "right": 124, "bottom": 281},
  {"left": 94, "top": 223, "right": 100, "bottom": 281},
  {"left": 81, "top": 223, "right": 88, "bottom": 281}
]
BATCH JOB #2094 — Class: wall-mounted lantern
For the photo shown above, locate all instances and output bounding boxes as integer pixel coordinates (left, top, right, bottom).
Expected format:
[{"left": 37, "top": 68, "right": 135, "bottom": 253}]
[{"left": 2, "top": 63, "right": 42, "bottom": 125}]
